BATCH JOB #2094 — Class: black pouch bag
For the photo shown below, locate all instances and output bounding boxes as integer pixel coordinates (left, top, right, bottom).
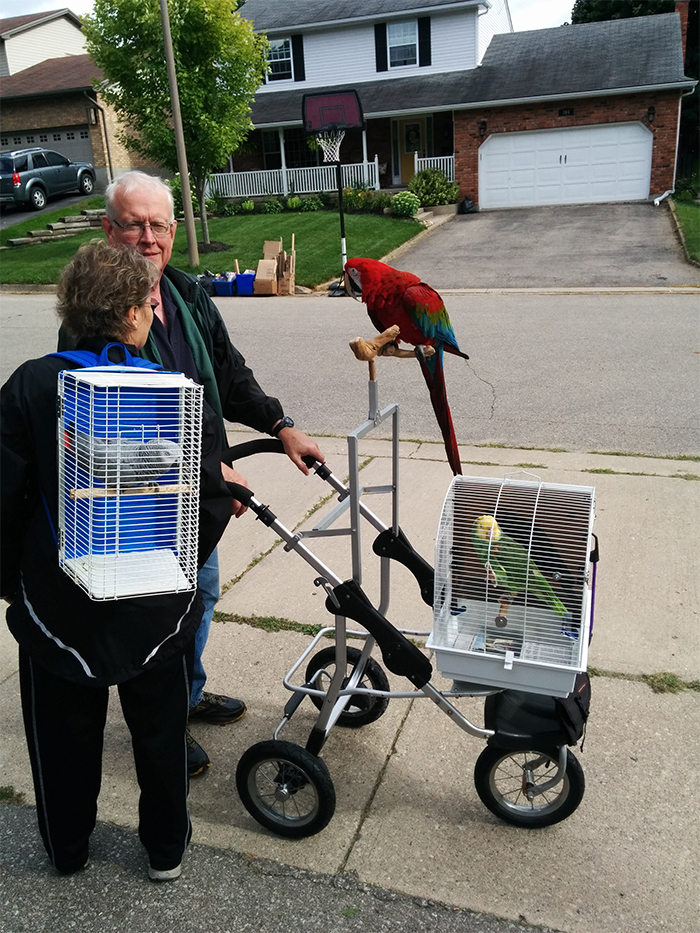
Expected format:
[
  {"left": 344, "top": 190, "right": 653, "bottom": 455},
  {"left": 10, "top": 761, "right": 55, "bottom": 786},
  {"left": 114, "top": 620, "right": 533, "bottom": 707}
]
[{"left": 555, "top": 672, "right": 591, "bottom": 746}]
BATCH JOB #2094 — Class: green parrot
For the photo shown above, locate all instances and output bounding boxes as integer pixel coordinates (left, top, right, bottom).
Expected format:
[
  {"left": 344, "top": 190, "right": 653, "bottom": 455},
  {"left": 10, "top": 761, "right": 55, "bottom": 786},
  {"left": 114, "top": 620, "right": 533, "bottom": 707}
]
[{"left": 470, "top": 514, "right": 567, "bottom": 627}]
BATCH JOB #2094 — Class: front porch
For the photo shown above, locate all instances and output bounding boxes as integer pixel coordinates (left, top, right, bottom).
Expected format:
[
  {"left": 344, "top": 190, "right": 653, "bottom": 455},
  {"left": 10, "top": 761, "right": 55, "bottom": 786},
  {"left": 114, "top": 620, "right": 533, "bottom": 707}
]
[{"left": 207, "top": 154, "right": 455, "bottom": 201}]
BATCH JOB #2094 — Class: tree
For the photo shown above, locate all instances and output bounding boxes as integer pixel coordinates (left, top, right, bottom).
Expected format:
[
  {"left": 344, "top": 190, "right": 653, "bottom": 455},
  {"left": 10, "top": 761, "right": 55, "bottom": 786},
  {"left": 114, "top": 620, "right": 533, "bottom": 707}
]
[
  {"left": 84, "top": 0, "right": 268, "bottom": 246},
  {"left": 571, "top": 1, "right": 698, "bottom": 179},
  {"left": 571, "top": 0, "right": 675, "bottom": 20}
]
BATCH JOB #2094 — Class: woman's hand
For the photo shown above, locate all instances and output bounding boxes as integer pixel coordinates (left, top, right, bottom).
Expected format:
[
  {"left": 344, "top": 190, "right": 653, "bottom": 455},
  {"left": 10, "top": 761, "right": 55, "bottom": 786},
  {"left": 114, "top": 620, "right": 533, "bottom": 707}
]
[{"left": 221, "top": 462, "right": 250, "bottom": 518}]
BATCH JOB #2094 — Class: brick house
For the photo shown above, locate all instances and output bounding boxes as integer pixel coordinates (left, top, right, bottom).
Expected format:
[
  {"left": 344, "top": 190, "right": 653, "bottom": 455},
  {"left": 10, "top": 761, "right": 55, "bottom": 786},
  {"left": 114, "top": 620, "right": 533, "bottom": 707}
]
[
  {"left": 0, "top": 9, "right": 157, "bottom": 188},
  {"left": 238, "top": 0, "right": 696, "bottom": 208}
]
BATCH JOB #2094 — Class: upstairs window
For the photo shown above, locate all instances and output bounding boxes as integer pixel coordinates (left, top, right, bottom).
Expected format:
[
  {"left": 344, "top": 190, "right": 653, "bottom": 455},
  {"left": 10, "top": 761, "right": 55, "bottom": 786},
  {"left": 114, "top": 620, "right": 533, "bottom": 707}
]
[
  {"left": 267, "top": 35, "right": 305, "bottom": 83},
  {"left": 376, "top": 19, "right": 430, "bottom": 72},
  {"left": 388, "top": 21, "right": 417, "bottom": 67},
  {"left": 268, "top": 38, "right": 293, "bottom": 81}
]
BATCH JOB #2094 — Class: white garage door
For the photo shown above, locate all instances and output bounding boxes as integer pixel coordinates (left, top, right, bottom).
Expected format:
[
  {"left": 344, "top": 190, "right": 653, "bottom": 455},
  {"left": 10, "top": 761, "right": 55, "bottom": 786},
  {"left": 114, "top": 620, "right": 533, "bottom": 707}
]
[{"left": 478, "top": 122, "right": 653, "bottom": 209}]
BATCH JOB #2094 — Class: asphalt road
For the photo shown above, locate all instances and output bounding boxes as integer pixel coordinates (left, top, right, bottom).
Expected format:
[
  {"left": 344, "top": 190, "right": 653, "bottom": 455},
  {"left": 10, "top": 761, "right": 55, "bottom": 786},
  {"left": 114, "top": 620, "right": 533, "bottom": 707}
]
[{"left": 2, "top": 291, "right": 698, "bottom": 457}]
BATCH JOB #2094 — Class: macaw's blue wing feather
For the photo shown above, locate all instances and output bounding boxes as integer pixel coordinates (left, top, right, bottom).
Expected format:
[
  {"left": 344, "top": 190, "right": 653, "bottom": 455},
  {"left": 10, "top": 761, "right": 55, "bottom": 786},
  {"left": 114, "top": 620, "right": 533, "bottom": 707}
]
[{"left": 403, "top": 283, "right": 466, "bottom": 357}]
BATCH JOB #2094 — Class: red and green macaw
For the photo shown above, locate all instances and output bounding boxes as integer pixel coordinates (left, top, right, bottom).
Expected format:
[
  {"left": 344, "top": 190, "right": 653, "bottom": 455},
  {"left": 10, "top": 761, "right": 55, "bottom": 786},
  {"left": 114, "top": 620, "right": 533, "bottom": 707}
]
[{"left": 344, "top": 257, "right": 467, "bottom": 475}]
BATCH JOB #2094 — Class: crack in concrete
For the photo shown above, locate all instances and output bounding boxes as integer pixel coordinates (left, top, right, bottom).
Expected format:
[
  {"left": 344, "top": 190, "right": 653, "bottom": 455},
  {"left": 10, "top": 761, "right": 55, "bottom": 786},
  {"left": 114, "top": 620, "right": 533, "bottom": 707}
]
[
  {"left": 338, "top": 698, "right": 415, "bottom": 875},
  {"left": 466, "top": 361, "right": 497, "bottom": 419}
]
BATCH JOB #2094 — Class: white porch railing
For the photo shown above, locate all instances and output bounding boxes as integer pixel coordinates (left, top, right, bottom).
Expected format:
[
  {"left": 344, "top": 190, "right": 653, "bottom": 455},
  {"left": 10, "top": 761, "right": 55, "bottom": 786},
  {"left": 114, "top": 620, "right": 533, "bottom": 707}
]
[
  {"left": 414, "top": 154, "right": 455, "bottom": 182},
  {"left": 207, "top": 157, "right": 380, "bottom": 200}
]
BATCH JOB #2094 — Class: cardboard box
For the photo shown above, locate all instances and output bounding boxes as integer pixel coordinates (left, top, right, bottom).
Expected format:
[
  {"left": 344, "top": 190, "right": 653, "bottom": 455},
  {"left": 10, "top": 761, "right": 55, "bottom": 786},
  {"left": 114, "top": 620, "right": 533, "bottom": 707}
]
[
  {"left": 277, "top": 234, "right": 296, "bottom": 296},
  {"left": 263, "top": 239, "right": 283, "bottom": 260},
  {"left": 253, "top": 259, "right": 278, "bottom": 295}
]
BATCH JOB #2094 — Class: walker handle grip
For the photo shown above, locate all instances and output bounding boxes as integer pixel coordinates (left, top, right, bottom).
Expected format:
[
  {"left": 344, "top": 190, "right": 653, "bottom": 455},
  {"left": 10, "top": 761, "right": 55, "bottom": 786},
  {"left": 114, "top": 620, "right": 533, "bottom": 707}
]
[
  {"left": 223, "top": 439, "right": 323, "bottom": 474},
  {"left": 225, "top": 482, "right": 254, "bottom": 506}
]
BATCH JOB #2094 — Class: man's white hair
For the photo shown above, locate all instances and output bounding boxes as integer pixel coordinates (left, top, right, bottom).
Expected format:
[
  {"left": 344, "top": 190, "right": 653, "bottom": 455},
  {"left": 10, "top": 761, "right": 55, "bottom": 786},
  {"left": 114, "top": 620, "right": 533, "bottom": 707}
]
[{"left": 105, "top": 171, "right": 175, "bottom": 221}]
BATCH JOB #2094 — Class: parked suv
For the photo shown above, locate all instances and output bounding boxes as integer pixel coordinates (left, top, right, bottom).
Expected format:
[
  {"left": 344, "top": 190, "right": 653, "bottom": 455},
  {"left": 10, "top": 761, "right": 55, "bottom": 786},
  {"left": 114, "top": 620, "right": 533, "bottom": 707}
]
[{"left": 0, "top": 147, "right": 95, "bottom": 211}]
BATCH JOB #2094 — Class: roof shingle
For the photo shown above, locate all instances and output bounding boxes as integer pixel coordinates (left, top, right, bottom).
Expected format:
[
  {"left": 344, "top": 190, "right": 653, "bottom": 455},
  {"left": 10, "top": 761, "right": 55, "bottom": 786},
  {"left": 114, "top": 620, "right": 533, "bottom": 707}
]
[
  {"left": 0, "top": 54, "right": 102, "bottom": 100},
  {"left": 250, "top": 13, "right": 695, "bottom": 126}
]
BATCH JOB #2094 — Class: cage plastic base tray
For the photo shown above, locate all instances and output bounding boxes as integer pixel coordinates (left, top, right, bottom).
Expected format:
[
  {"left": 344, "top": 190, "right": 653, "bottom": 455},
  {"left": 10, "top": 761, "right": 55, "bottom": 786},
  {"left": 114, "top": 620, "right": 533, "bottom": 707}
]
[
  {"left": 64, "top": 548, "right": 193, "bottom": 600},
  {"left": 426, "top": 598, "right": 588, "bottom": 698}
]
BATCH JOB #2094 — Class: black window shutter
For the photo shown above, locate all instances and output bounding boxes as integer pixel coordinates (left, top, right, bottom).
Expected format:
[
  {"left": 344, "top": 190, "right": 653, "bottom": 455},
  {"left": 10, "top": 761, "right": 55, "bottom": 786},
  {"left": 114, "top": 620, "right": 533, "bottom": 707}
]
[
  {"left": 418, "top": 18, "right": 431, "bottom": 67},
  {"left": 291, "top": 34, "right": 305, "bottom": 82},
  {"left": 375, "top": 23, "right": 388, "bottom": 72}
]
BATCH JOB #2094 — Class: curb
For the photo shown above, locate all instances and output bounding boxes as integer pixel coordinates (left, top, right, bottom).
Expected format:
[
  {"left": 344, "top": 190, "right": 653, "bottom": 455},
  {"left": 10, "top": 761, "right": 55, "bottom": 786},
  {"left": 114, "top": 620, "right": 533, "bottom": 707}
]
[{"left": 668, "top": 198, "right": 700, "bottom": 268}]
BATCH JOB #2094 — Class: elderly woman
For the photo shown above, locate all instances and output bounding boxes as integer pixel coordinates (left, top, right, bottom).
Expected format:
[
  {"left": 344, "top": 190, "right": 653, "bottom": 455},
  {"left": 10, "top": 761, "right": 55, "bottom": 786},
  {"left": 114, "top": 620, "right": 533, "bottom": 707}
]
[{"left": 0, "top": 241, "right": 231, "bottom": 882}]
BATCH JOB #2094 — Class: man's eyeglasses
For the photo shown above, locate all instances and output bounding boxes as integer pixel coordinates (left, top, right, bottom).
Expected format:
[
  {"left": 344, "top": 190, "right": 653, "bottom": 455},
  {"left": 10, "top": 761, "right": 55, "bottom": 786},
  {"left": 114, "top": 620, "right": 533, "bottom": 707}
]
[{"left": 111, "top": 218, "right": 174, "bottom": 239}]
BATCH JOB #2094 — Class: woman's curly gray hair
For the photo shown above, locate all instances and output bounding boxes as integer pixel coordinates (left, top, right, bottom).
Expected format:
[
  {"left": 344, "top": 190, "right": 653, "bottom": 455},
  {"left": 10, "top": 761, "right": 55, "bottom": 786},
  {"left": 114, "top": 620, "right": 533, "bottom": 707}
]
[{"left": 56, "top": 240, "right": 159, "bottom": 341}]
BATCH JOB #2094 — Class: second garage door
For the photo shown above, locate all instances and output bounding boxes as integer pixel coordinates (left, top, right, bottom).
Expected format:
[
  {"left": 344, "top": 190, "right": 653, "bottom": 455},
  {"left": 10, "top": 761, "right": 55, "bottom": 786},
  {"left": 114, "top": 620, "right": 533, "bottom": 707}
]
[{"left": 478, "top": 122, "right": 653, "bottom": 209}]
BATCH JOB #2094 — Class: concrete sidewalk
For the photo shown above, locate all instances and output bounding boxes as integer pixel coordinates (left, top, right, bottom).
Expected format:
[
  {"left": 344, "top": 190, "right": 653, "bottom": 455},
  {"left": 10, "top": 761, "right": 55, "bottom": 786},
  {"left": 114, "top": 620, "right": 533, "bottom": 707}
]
[{"left": 1, "top": 432, "right": 698, "bottom": 933}]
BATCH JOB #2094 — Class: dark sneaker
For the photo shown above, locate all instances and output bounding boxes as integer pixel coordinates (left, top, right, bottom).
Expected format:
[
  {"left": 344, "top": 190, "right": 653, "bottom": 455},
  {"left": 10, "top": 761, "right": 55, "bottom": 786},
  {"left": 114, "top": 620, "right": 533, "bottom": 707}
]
[
  {"left": 189, "top": 692, "right": 246, "bottom": 725},
  {"left": 186, "top": 729, "right": 210, "bottom": 777}
]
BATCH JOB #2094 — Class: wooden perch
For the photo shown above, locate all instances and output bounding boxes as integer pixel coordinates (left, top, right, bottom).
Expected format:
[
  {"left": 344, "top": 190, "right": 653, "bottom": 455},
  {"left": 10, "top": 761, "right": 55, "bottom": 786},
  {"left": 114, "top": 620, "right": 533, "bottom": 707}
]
[
  {"left": 350, "top": 325, "right": 401, "bottom": 361},
  {"left": 70, "top": 483, "right": 192, "bottom": 500},
  {"left": 350, "top": 325, "right": 435, "bottom": 381}
]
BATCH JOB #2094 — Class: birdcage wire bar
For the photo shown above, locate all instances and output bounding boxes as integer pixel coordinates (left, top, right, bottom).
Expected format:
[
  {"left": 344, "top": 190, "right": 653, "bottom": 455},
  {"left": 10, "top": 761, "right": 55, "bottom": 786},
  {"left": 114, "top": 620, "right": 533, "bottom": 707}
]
[
  {"left": 57, "top": 368, "right": 202, "bottom": 601},
  {"left": 427, "top": 475, "right": 596, "bottom": 696}
]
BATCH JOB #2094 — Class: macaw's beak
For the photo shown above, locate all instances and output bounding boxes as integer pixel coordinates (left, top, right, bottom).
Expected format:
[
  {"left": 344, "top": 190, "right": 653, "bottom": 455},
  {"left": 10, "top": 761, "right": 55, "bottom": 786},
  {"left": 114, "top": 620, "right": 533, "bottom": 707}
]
[{"left": 344, "top": 270, "right": 362, "bottom": 301}]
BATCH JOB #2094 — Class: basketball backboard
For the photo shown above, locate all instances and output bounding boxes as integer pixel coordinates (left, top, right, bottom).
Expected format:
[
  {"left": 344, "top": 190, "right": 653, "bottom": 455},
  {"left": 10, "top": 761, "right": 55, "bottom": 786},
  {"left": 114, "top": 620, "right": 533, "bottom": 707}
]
[{"left": 302, "top": 90, "right": 365, "bottom": 134}]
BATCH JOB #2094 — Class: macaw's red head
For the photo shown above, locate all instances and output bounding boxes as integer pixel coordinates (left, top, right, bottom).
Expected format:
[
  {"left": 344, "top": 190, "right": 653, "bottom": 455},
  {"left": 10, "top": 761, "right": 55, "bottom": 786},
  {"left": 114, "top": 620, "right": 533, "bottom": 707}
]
[
  {"left": 344, "top": 258, "right": 419, "bottom": 308},
  {"left": 344, "top": 258, "right": 380, "bottom": 301}
]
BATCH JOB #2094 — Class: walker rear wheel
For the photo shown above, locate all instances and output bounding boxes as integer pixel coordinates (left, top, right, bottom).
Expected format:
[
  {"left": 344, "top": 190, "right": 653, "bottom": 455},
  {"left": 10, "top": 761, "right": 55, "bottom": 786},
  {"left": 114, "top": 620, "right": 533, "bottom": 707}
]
[
  {"left": 236, "top": 740, "right": 335, "bottom": 838},
  {"left": 305, "top": 646, "right": 390, "bottom": 727},
  {"left": 474, "top": 746, "right": 585, "bottom": 828}
]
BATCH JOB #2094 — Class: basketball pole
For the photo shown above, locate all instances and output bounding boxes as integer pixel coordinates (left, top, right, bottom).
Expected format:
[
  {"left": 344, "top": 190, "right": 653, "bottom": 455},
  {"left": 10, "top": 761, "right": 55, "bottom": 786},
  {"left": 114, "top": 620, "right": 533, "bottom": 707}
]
[{"left": 336, "top": 160, "right": 348, "bottom": 280}]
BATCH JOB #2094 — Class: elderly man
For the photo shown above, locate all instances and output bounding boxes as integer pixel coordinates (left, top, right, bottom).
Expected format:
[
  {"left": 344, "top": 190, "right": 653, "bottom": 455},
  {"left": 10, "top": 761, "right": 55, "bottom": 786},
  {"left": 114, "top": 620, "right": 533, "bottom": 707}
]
[{"left": 92, "top": 170, "right": 322, "bottom": 776}]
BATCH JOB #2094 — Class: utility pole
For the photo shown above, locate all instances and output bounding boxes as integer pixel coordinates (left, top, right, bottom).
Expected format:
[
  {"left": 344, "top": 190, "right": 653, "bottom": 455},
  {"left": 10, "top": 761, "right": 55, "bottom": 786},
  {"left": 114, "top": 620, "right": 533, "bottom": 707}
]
[{"left": 159, "top": 0, "right": 199, "bottom": 267}]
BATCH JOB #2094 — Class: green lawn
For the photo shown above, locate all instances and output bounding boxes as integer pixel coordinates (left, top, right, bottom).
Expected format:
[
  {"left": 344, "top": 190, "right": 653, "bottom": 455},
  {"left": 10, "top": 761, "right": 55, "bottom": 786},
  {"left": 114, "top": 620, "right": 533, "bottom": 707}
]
[
  {"left": 672, "top": 200, "right": 700, "bottom": 263},
  {"left": 0, "top": 197, "right": 423, "bottom": 288}
]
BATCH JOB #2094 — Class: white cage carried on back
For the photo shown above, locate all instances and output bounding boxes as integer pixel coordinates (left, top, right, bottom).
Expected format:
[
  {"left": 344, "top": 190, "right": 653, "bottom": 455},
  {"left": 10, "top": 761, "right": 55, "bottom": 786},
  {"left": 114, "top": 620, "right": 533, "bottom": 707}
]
[
  {"left": 426, "top": 474, "right": 596, "bottom": 697},
  {"left": 57, "top": 367, "right": 203, "bottom": 600}
]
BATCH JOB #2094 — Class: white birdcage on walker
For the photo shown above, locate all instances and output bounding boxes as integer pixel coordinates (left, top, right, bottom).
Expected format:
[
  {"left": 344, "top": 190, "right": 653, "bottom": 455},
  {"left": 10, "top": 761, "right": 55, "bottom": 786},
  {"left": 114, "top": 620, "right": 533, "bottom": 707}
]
[
  {"left": 57, "top": 367, "right": 203, "bottom": 600},
  {"left": 426, "top": 475, "right": 596, "bottom": 697}
]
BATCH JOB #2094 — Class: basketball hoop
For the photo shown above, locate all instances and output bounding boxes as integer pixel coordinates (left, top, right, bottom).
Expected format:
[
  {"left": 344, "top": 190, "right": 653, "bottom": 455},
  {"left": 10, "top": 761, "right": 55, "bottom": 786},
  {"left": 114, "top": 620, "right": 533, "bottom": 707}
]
[
  {"left": 301, "top": 90, "right": 365, "bottom": 285},
  {"left": 316, "top": 129, "right": 345, "bottom": 164}
]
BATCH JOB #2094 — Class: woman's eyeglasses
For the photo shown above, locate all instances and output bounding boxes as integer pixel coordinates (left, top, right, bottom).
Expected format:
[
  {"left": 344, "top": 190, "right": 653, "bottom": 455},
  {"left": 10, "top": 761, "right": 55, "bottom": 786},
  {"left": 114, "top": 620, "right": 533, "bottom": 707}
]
[{"left": 111, "top": 218, "right": 174, "bottom": 239}]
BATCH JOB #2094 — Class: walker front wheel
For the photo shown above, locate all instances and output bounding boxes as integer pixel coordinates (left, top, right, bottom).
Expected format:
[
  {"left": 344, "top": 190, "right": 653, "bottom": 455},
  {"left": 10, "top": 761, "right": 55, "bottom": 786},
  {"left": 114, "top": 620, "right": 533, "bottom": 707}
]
[
  {"left": 474, "top": 746, "right": 585, "bottom": 828},
  {"left": 305, "top": 646, "right": 390, "bottom": 728},
  {"left": 236, "top": 740, "right": 336, "bottom": 838}
]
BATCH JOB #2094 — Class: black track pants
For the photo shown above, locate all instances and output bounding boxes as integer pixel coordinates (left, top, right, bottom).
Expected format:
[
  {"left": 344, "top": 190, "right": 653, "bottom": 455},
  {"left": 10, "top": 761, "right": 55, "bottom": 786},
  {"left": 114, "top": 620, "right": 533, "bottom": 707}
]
[{"left": 19, "top": 642, "right": 194, "bottom": 873}]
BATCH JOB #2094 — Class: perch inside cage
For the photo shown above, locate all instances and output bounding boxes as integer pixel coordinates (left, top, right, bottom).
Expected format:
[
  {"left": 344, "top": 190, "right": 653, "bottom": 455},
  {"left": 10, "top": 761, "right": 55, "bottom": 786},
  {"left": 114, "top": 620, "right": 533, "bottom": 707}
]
[
  {"left": 57, "top": 368, "right": 203, "bottom": 600},
  {"left": 426, "top": 474, "right": 596, "bottom": 696}
]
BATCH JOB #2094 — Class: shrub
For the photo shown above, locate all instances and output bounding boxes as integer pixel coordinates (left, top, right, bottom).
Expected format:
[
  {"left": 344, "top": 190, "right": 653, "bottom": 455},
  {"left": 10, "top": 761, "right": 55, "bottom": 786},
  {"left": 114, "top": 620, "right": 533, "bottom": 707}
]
[
  {"left": 220, "top": 202, "right": 239, "bottom": 217},
  {"left": 408, "top": 168, "right": 460, "bottom": 207},
  {"left": 206, "top": 190, "right": 229, "bottom": 215},
  {"left": 674, "top": 178, "right": 698, "bottom": 202},
  {"left": 241, "top": 200, "right": 256, "bottom": 212},
  {"left": 286, "top": 196, "right": 302, "bottom": 211},
  {"left": 262, "top": 198, "right": 283, "bottom": 214},
  {"left": 166, "top": 174, "right": 194, "bottom": 216},
  {"left": 391, "top": 191, "right": 421, "bottom": 218},
  {"left": 166, "top": 174, "right": 218, "bottom": 216},
  {"left": 371, "top": 192, "right": 393, "bottom": 214},
  {"left": 300, "top": 195, "right": 323, "bottom": 212}
]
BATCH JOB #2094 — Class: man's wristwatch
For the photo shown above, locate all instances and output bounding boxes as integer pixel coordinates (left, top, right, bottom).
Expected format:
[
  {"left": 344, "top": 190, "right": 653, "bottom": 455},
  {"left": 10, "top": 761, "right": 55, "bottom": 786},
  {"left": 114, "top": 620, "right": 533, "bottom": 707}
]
[{"left": 271, "top": 416, "right": 294, "bottom": 437}]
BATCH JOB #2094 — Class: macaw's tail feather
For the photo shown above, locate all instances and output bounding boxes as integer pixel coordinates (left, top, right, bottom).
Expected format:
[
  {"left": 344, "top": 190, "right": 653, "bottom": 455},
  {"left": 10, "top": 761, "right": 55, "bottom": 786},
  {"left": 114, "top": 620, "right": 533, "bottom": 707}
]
[{"left": 416, "top": 348, "right": 462, "bottom": 476}]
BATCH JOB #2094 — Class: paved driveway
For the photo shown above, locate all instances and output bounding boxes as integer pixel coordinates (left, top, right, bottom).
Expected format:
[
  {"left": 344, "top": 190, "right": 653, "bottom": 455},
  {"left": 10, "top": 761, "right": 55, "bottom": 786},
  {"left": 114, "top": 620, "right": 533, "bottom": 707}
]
[{"left": 392, "top": 202, "right": 700, "bottom": 288}]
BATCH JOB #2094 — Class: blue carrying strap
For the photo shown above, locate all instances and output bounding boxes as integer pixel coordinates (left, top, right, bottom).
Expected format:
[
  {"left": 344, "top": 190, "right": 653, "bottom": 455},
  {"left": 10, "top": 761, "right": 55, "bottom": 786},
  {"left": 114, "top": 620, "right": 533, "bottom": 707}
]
[{"left": 49, "top": 342, "right": 164, "bottom": 371}]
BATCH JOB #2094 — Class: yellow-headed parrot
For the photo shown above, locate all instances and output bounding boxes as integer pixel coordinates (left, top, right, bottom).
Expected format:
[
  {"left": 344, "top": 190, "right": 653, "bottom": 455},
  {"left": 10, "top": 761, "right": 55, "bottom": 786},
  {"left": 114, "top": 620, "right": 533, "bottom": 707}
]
[
  {"left": 344, "top": 257, "right": 467, "bottom": 475},
  {"left": 471, "top": 514, "right": 567, "bottom": 627}
]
